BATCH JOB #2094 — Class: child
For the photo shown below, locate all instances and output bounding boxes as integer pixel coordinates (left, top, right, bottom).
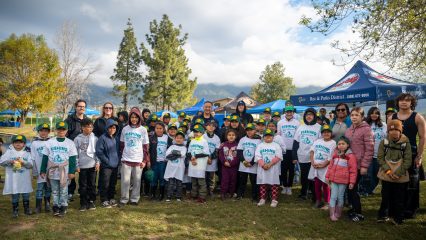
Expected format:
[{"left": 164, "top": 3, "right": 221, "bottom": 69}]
[
  {"left": 255, "top": 129, "right": 283, "bottom": 207},
  {"left": 149, "top": 122, "right": 173, "bottom": 201},
  {"left": 218, "top": 129, "right": 239, "bottom": 200},
  {"left": 164, "top": 130, "right": 188, "bottom": 202},
  {"left": 377, "top": 120, "right": 412, "bottom": 225},
  {"left": 147, "top": 114, "right": 159, "bottom": 136},
  {"left": 237, "top": 123, "right": 262, "bottom": 201},
  {"left": 272, "top": 111, "right": 281, "bottom": 123},
  {"left": 31, "top": 123, "right": 51, "bottom": 213},
  {"left": 293, "top": 108, "right": 321, "bottom": 200},
  {"left": 168, "top": 123, "right": 178, "bottom": 139},
  {"left": 74, "top": 118, "right": 99, "bottom": 211},
  {"left": 267, "top": 121, "right": 287, "bottom": 153},
  {"left": 263, "top": 108, "right": 272, "bottom": 122},
  {"left": 1, "top": 135, "right": 33, "bottom": 217},
  {"left": 326, "top": 136, "right": 357, "bottom": 221},
  {"left": 119, "top": 107, "right": 150, "bottom": 206},
  {"left": 162, "top": 113, "right": 171, "bottom": 128},
  {"left": 176, "top": 112, "right": 187, "bottom": 128},
  {"left": 308, "top": 124, "right": 336, "bottom": 209},
  {"left": 96, "top": 119, "right": 120, "bottom": 208},
  {"left": 203, "top": 120, "right": 221, "bottom": 195},
  {"left": 40, "top": 121, "right": 78, "bottom": 217},
  {"left": 277, "top": 105, "right": 300, "bottom": 195},
  {"left": 187, "top": 124, "right": 211, "bottom": 203},
  {"left": 256, "top": 119, "right": 266, "bottom": 138}
]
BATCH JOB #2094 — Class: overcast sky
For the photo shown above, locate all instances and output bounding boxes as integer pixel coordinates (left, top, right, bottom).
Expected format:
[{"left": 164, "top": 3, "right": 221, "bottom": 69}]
[{"left": 0, "top": 0, "right": 391, "bottom": 88}]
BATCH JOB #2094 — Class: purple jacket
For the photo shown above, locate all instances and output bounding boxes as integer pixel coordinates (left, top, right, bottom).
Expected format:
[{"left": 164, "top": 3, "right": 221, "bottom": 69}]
[{"left": 344, "top": 121, "right": 374, "bottom": 169}]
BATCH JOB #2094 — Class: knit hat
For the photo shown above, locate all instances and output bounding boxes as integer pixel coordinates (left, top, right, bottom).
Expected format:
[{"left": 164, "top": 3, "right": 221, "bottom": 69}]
[
  {"left": 12, "top": 134, "right": 26, "bottom": 143},
  {"left": 56, "top": 121, "right": 68, "bottom": 130},
  {"left": 37, "top": 123, "right": 50, "bottom": 131},
  {"left": 321, "top": 124, "right": 332, "bottom": 133},
  {"left": 264, "top": 129, "right": 275, "bottom": 136},
  {"left": 245, "top": 123, "right": 255, "bottom": 130},
  {"left": 387, "top": 119, "right": 403, "bottom": 133}
]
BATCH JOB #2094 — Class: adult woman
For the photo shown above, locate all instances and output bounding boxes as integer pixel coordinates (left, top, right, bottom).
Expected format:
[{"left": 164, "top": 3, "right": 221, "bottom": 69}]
[
  {"left": 331, "top": 103, "right": 352, "bottom": 142},
  {"left": 344, "top": 107, "right": 374, "bottom": 222},
  {"left": 93, "top": 102, "right": 118, "bottom": 138},
  {"left": 142, "top": 108, "right": 151, "bottom": 126},
  {"left": 232, "top": 100, "right": 253, "bottom": 127}
]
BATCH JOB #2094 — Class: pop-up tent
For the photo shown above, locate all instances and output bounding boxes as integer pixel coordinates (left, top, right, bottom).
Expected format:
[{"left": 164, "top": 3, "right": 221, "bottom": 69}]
[
  {"left": 68, "top": 107, "right": 100, "bottom": 116},
  {"left": 218, "top": 92, "right": 259, "bottom": 112},
  {"left": 177, "top": 98, "right": 206, "bottom": 115},
  {"left": 155, "top": 110, "right": 178, "bottom": 118},
  {"left": 246, "top": 99, "right": 311, "bottom": 114},
  {"left": 0, "top": 109, "right": 20, "bottom": 116},
  {"left": 290, "top": 60, "right": 426, "bottom": 106}
]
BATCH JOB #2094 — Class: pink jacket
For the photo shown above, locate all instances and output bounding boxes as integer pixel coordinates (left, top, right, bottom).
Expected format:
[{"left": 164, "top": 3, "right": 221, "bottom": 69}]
[
  {"left": 344, "top": 121, "right": 374, "bottom": 169},
  {"left": 326, "top": 150, "right": 358, "bottom": 185}
]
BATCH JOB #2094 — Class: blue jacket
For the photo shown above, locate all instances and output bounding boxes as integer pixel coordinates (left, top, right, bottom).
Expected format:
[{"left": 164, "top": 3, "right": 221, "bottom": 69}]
[
  {"left": 95, "top": 120, "right": 119, "bottom": 168},
  {"left": 330, "top": 116, "right": 352, "bottom": 129}
]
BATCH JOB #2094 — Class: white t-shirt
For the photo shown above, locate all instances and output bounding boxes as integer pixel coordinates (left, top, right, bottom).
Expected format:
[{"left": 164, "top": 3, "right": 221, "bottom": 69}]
[
  {"left": 156, "top": 135, "right": 170, "bottom": 162},
  {"left": 0, "top": 146, "right": 33, "bottom": 194},
  {"left": 31, "top": 138, "right": 49, "bottom": 183},
  {"left": 255, "top": 142, "right": 283, "bottom": 185},
  {"left": 120, "top": 125, "right": 149, "bottom": 163},
  {"left": 203, "top": 133, "right": 221, "bottom": 172},
  {"left": 277, "top": 117, "right": 300, "bottom": 150},
  {"left": 308, "top": 138, "right": 336, "bottom": 182},
  {"left": 371, "top": 122, "right": 387, "bottom": 158},
  {"left": 294, "top": 124, "right": 321, "bottom": 163},
  {"left": 42, "top": 137, "right": 78, "bottom": 180},
  {"left": 237, "top": 136, "right": 261, "bottom": 174},
  {"left": 164, "top": 144, "right": 187, "bottom": 181},
  {"left": 187, "top": 137, "right": 210, "bottom": 178}
]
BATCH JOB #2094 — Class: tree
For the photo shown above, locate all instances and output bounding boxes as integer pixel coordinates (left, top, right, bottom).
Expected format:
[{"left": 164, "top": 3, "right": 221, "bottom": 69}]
[
  {"left": 111, "top": 19, "right": 142, "bottom": 110},
  {"left": 140, "top": 14, "right": 197, "bottom": 111},
  {"left": 55, "top": 21, "right": 100, "bottom": 118},
  {"left": 300, "top": 0, "right": 426, "bottom": 81},
  {"left": 251, "top": 62, "right": 296, "bottom": 103},
  {"left": 0, "top": 34, "right": 65, "bottom": 125}
]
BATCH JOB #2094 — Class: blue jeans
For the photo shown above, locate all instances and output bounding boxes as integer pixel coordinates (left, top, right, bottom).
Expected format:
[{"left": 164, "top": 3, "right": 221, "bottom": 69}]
[
  {"left": 366, "top": 158, "right": 379, "bottom": 194},
  {"left": 330, "top": 182, "right": 347, "bottom": 207},
  {"left": 12, "top": 193, "right": 30, "bottom": 204},
  {"left": 151, "top": 161, "right": 167, "bottom": 187},
  {"left": 50, "top": 179, "right": 68, "bottom": 207},
  {"left": 36, "top": 182, "right": 51, "bottom": 199}
]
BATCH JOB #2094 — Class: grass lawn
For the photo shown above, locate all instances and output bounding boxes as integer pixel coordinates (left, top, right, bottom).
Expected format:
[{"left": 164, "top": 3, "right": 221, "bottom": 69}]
[
  {"left": 0, "top": 171, "right": 425, "bottom": 240},
  {"left": 0, "top": 125, "right": 37, "bottom": 138}
]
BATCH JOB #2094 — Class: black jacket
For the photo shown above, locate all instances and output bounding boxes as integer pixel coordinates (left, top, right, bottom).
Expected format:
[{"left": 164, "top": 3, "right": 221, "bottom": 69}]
[
  {"left": 65, "top": 114, "right": 90, "bottom": 141},
  {"left": 149, "top": 134, "right": 173, "bottom": 166}
]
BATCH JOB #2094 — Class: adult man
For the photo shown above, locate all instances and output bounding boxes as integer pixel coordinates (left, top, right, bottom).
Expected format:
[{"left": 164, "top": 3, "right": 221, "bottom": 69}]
[
  {"left": 191, "top": 101, "right": 220, "bottom": 135},
  {"left": 391, "top": 93, "right": 425, "bottom": 219}
]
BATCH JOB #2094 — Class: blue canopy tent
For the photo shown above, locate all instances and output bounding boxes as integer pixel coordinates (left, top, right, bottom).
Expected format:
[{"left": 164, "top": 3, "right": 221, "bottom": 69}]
[
  {"left": 155, "top": 110, "right": 178, "bottom": 118},
  {"left": 246, "top": 99, "right": 311, "bottom": 114},
  {"left": 0, "top": 109, "right": 20, "bottom": 116},
  {"left": 177, "top": 98, "right": 206, "bottom": 115},
  {"left": 68, "top": 107, "right": 100, "bottom": 116},
  {"left": 290, "top": 60, "right": 426, "bottom": 106}
]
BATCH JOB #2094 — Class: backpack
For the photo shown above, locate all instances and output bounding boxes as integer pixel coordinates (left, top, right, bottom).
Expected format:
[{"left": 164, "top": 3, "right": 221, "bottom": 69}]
[{"left": 383, "top": 138, "right": 407, "bottom": 157}]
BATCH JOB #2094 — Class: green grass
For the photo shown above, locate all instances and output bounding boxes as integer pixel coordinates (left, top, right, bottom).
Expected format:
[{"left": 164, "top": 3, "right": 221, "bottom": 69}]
[{"left": 0, "top": 171, "right": 425, "bottom": 240}]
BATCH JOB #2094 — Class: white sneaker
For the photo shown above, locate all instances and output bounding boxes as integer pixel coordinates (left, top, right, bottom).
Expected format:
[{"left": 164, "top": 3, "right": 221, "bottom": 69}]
[
  {"left": 270, "top": 200, "right": 278, "bottom": 208},
  {"left": 281, "top": 187, "right": 287, "bottom": 194},
  {"left": 287, "top": 188, "right": 292, "bottom": 195},
  {"left": 257, "top": 199, "right": 266, "bottom": 206}
]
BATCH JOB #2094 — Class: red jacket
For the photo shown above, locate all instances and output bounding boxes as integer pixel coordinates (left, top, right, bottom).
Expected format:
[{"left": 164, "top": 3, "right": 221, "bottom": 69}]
[
  {"left": 326, "top": 150, "right": 358, "bottom": 185},
  {"left": 219, "top": 141, "right": 239, "bottom": 169},
  {"left": 344, "top": 121, "right": 374, "bottom": 169}
]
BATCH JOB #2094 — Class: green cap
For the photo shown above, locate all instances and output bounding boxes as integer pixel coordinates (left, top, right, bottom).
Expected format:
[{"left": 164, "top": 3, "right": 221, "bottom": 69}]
[
  {"left": 272, "top": 111, "right": 281, "bottom": 117},
  {"left": 179, "top": 112, "right": 187, "bottom": 118},
  {"left": 224, "top": 116, "right": 231, "bottom": 121},
  {"left": 168, "top": 123, "right": 178, "bottom": 130},
  {"left": 264, "top": 107, "right": 271, "bottom": 113},
  {"left": 37, "top": 123, "right": 51, "bottom": 131},
  {"left": 176, "top": 130, "right": 186, "bottom": 138},
  {"left": 386, "top": 107, "right": 396, "bottom": 113},
  {"left": 256, "top": 118, "right": 266, "bottom": 125},
  {"left": 184, "top": 116, "right": 191, "bottom": 122},
  {"left": 230, "top": 115, "right": 240, "bottom": 122},
  {"left": 56, "top": 121, "right": 68, "bottom": 130},
  {"left": 180, "top": 122, "right": 189, "bottom": 129},
  {"left": 195, "top": 118, "right": 205, "bottom": 125},
  {"left": 193, "top": 124, "right": 205, "bottom": 133},
  {"left": 284, "top": 106, "right": 295, "bottom": 112},
  {"left": 163, "top": 113, "right": 171, "bottom": 118},
  {"left": 12, "top": 134, "right": 27, "bottom": 143},
  {"left": 321, "top": 124, "right": 332, "bottom": 133},
  {"left": 245, "top": 123, "right": 255, "bottom": 130},
  {"left": 264, "top": 129, "right": 275, "bottom": 136},
  {"left": 149, "top": 114, "right": 158, "bottom": 122}
]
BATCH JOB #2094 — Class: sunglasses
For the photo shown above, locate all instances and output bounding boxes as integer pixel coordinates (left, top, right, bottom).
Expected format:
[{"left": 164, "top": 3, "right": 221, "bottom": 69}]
[
  {"left": 104, "top": 107, "right": 113, "bottom": 110},
  {"left": 336, "top": 108, "right": 346, "bottom": 112}
]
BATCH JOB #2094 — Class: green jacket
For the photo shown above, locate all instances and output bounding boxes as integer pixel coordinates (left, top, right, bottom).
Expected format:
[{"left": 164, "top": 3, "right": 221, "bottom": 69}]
[{"left": 377, "top": 134, "right": 412, "bottom": 177}]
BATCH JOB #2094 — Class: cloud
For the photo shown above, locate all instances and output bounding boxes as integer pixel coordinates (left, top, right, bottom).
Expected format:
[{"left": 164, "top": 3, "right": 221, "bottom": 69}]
[{"left": 80, "top": 3, "right": 112, "bottom": 33}]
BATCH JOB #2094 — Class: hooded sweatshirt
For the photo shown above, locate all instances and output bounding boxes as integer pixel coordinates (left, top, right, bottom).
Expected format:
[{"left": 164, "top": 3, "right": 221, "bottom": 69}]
[
  {"left": 292, "top": 108, "right": 321, "bottom": 163},
  {"left": 96, "top": 119, "right": 120, "bottom": 168},
  {"left": 74, "top": 132, "right": 98, "bottom": 169},
  {"left": 344, "top": 121, "right": 374, "bottom": 169},
  {"left": 234, "top": 101, "right": 254, "bottom": 126},
  {"left": 120, "top": 107, "right": 150, "bottom": 164},
  {"left": 377, "top": 134, "right": 412, "bottom": 180}
]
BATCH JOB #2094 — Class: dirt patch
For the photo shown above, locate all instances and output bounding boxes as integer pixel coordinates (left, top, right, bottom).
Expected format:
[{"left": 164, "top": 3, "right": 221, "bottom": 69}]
[{"left": 4, "top": 221, "right": 36, "bottom": 235}]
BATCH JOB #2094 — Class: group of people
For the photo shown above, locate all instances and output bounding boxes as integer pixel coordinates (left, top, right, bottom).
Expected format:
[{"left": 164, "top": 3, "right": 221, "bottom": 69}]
[{"left": 0, "top": 93, "right": 424, "bottom": 225}]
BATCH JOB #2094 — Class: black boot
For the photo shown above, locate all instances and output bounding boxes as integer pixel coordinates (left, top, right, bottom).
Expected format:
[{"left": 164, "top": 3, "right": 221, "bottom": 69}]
[
  {"left": 12, "top": 202, "right": 19, "bottom": 218},
  {"left": 23, "top": 200, "right": 32, "bottom": 215},
  {"left": 53, "top": 205, "right": 60, "bottom": 216},
  {"left": 58, "top": 206, "right": 67, "bottom": 217},
  {"left": 150, "top": 186, "right": 157, "bottom": 200},
  {"left": 159, "top": 186, "right": 165, "bottom": 201},
  {"left": 44, "top": 197, "right": 51, "bottom": 212},
  {"left": 35, "top": 199, "right": 42, "bottom": 214}
]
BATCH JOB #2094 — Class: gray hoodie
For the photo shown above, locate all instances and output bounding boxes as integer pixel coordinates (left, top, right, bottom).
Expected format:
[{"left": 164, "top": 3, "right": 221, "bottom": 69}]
[{"left": 74, "top": 132, "right": 99, "bottom": 169}]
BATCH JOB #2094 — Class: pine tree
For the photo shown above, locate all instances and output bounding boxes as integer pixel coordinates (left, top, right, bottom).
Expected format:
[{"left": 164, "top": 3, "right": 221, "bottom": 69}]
[
  {"left": 140, "top": 14, "right": 197, "bottom": 110},
  {"left": 110, "top": 19, "right": 142, "bottom": 110}
]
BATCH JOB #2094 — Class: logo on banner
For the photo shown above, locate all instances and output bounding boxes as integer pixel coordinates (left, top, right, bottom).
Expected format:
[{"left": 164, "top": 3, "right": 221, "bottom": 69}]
[
  {"left": 298, "top": 96, "right": 306, "bottom": 103},
  {"left": 327, "top": 73, "right": 359, "bottom": 92},
  {"left": 363, "top": 68, "right": 405, "bottom": 85}
]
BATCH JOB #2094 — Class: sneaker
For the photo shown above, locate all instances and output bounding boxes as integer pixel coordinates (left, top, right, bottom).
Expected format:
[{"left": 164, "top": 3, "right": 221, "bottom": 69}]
[
  {"left": 101, "top": 201, "right": 112, "bottom": 208},
  {"left": 129, "top": 201, "right": 138, "bottom": 206},
  {"left": 257, "top": 199, "right": 266, "bottom": 207},
  {"left": 58, "top": 206, "right": 67, "bottom": 217},
  {"left": 287, "top": 188, "right": 292, "bottom": 195},
  {"left": 166, "top": 198, "right": 171, "bottom": 202},
  {"left": 270, "top": 200, "right": 278, "bottom": 208},
  {"left": 351, "top": 214, "right": 365, "bottom": 222},
  {"left": 88, "top": 201, "right": 96, "bottom": 210},
  {"left": 53, "top": 206, "right": 60, "bottom": 216},
  {"left": 109, "top": 199, "right": 117, "bottom": 207},
  {"left": 79, "top": 205, "right": 87, "bottom": 212},
  {"left": 176, "top": 198, "right": 182, "bottom": 202},
  {"left": 281, "top": 187, "right": 286, "bottom": 194}
]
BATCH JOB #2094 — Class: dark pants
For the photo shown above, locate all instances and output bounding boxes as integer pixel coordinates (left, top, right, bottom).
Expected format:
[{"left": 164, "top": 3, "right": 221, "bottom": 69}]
[
  {"left": 141, "top": 167, "right": 151, "bottom": 195},
  {"left": 151, "top": 161, "right": 167, "bottom": 187},
  {"left": 299, "top": 162, "right": 312, "bottom": 197},
  {"left": 348, "top": 171, "right": 362, "bottom": 214},
  {"left": 99, "top": 166, "right": 118, "bottom": 202},
  {"left": 79, "top": 167, "right": 97, "bottom": 206},
  {"left": 68, "top": 178, "right": 76, "bottom": 195},
  {"left": 167, "top": 178, "right": 183, "bottom": 199},
  {"left": 379, "top": 181, "right": 407, "bottom": 223},
  {"left": 404, "top": 153, "right": 423, "bottom": 217},
  {"left": 237, "top": 171, "right": 257, "bottom": 200},
  {"left": 366, "top": 158, "right": 379, "bottom": 194},
  {"left": 221, "top": 167, "right": 238, "bottom": 195},
  {"left": 281, "top": 150, "right": 295, "bottom": 187}
]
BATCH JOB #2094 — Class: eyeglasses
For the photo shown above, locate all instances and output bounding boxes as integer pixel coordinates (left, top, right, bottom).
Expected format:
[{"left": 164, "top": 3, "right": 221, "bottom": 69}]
[
  {"left": 336, "top": 108, "right": 346, "bottom": 112},
  {"left": 77, "top": 106, "right": 86, "bottom": 108},
  {"left": 104, "top": 107, "right": 113, "bottom": 110}
]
